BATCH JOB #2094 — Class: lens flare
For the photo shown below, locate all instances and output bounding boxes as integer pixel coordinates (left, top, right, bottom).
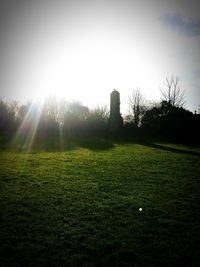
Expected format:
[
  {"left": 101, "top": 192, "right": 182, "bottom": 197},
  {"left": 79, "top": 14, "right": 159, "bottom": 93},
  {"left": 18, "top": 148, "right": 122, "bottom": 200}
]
[{"left": 11, "top": 101, "right": 43, "bottom": 152}]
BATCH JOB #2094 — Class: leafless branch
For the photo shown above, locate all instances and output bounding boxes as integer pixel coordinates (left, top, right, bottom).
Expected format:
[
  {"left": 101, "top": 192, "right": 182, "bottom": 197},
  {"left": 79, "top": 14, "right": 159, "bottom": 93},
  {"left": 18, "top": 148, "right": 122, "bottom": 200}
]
[
  {"left": 160, "top": 75, "right": 186, "bottom": 107},
  {"left": 128, "top": 89, "right": 146, "bottom": 127}
]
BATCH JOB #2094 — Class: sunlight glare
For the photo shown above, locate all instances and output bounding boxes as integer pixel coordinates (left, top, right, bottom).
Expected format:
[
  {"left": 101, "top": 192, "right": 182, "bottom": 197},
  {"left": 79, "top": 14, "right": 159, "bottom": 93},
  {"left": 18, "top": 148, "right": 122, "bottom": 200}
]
[
  {"left": 11, "top": 101, "right": 43, "bottom": 152},
  {"left": 26, "top": 28, "right": 161, "bottom": 112}
]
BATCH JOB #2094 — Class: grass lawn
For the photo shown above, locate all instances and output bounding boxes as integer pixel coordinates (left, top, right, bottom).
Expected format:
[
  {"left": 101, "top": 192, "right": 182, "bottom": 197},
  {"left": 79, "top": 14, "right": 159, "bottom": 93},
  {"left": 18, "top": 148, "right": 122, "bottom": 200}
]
[{"left": 0, "top": 142, "right": 200, "bottom": 266}]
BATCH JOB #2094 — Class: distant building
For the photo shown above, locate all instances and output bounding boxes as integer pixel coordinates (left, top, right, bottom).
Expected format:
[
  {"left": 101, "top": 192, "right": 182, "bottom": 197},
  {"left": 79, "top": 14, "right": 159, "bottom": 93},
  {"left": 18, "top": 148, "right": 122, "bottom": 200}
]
[{"left": 109, "top": 90, "right": 123, "bottom": 133}]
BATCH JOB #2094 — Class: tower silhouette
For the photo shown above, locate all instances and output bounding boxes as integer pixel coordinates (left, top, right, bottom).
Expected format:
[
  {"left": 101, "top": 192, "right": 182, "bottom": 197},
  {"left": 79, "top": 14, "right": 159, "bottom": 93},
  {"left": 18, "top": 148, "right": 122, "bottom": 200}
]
[{"left": 109, "top": 90, "right": 123, "bottom": 133}]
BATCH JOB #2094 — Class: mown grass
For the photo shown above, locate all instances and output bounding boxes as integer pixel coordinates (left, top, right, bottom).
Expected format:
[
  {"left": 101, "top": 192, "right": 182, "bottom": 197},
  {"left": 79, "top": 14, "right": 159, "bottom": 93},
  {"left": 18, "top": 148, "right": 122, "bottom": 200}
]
[{"left": 0, "top": 142, "right": 200, "bottom": 267}]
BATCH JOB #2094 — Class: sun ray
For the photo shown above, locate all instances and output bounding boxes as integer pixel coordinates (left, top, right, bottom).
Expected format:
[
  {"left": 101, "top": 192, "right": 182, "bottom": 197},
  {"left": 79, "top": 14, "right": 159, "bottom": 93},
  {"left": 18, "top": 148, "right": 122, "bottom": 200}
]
[
  {"left": 11, "top": 101, "right": 43, "bottom": 152},
  {"left": 58, "top": 122, "right": 64, "bottom": 150}
]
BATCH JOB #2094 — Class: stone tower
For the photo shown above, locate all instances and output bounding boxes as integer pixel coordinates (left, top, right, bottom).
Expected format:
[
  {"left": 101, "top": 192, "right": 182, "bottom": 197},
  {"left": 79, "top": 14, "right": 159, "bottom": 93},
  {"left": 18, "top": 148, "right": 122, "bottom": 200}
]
[{"left": 109, "top": 90, "right": 123, "bottom": 133}]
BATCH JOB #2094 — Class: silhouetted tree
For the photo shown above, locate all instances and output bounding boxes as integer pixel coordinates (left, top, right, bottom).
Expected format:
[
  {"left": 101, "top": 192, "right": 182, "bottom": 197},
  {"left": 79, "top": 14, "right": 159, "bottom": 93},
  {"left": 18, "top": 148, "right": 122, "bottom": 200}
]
[
  {"left": 141, "top": 100, "right": 199, "bottom": 144},
  {"left": 63, "top": 101, "right": 89, "bottom": 134},
  {"left": 86, "top": 106, "right": 109, "bottom": 135},
  {"left": 42, "top": 97, "right": 59, "bottom": 121},
  {"left": 128, "top": 89, "right": 146, "bottom": 127},
  {"left": 39, "top": 97, "right": 60, "bottom": 134},
  {"left": 17, "top": 102, "right": 31, "bottom": 123},
  {"left": 160, "top": 75, "right": 186, "bottom": 107},
  {"left": 0, "top": 99, "right": 18, "bottom": 136}
]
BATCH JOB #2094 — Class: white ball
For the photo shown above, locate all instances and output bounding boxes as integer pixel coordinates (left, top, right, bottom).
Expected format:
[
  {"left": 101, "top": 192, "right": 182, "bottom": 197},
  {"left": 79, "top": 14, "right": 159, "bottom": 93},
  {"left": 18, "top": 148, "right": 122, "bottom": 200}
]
[{"left": 139, "top": 208, "right": 142, "bottom": 211}]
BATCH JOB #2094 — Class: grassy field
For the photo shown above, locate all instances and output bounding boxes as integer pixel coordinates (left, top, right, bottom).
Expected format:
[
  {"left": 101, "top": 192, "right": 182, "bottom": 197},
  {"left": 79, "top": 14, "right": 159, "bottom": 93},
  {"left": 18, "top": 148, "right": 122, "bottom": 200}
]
[{"left": 0, "top": 141, "right": 200, "bottom": 267}]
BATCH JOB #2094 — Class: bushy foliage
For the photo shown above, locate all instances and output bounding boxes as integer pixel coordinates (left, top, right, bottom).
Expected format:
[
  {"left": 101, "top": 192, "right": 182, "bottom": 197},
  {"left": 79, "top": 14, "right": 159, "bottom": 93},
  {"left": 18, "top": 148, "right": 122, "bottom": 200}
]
[
  {"left": 85, "top": 106, "right": 109, "bottom": 135},
  {"left": 0, "top": 100, "right": 18, "bottom": 136},
  {"left": 141, "top": 101, "right": 200, "bottom": 144}
]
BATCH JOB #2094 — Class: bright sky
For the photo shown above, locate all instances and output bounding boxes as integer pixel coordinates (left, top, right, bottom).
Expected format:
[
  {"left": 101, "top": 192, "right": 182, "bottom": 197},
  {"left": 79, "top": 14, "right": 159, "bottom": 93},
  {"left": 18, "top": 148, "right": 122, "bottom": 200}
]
[{"left": 0, "top": 0, "right": 199, "bottom": 114}]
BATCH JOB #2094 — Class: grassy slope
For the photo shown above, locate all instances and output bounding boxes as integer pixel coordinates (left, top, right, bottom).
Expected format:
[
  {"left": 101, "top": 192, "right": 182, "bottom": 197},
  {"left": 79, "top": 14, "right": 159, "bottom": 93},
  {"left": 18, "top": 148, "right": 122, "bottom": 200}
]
[{"left": 0, "top": 143, "right": 200, "bottom": 267}]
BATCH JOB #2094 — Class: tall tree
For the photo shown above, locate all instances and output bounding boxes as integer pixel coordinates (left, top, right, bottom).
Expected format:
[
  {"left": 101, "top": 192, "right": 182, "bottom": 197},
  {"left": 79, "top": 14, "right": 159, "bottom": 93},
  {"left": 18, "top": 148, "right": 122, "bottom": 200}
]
[
  {"left": 160, "top": 75, "right": 186, "bottom": 107},
  {"left": 86, "top": 106, "right": 109, "bottom": 135},
  {"left": 128, "top": 89, "right": 146, "bottom": 127}
]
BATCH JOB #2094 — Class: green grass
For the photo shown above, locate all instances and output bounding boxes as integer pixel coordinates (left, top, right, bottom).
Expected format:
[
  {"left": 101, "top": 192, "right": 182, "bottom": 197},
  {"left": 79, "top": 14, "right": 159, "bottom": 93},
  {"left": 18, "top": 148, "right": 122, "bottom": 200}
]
[{"left": 0, "top": 142, "right": 200, "bottom": 266}]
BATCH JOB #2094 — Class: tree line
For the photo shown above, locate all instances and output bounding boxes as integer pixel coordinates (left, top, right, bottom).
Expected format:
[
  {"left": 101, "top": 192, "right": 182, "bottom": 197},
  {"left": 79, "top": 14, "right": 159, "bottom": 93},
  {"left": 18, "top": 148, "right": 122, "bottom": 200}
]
[
  {"left": 0, "top": 98, "right": 109, "bottom": 142},
  {"left": 126, "top": 76, "right": 199, "bottom": 144},
  {"left": 0, "top": 75, "right": 199, "bottom": 146}
]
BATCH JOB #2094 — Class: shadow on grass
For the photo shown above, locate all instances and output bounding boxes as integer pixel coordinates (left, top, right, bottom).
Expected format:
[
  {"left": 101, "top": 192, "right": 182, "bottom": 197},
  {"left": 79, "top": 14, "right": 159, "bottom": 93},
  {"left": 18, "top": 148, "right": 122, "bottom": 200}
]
[
  {"left": 2, "top": 133, "right": 200, "bottom": 155},
  {"left": 140, "top": 142, "right": 200, "bottom": 157},
  {"left": 7, "top": 136, "right": 115, "bottom": 152},
  {"left": 78, "top": 138, "right": 115, "bottom": 151}
]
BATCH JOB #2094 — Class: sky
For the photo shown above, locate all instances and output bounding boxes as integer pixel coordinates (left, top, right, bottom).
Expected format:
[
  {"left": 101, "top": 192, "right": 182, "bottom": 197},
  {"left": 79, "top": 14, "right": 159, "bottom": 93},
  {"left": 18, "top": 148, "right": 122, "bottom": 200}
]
[{"left": 0, "top": 0, "right": 199, "bottom": 114}]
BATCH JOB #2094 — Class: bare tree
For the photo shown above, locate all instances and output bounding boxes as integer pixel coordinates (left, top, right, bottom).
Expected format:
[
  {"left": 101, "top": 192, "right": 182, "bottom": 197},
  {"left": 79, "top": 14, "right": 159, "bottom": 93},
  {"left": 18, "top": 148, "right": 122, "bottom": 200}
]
[
  {"left": 160, "top": 75, "right": 186, "bottom": 107},
  {"left": 42, "top": 96, "right": 59, "bottom": 126},
  {"left": 128, "top": 89, "right": 146, "bottom": 127},
  {"left": 89, "top": 105, "right": 109, "bottom": 122}
]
